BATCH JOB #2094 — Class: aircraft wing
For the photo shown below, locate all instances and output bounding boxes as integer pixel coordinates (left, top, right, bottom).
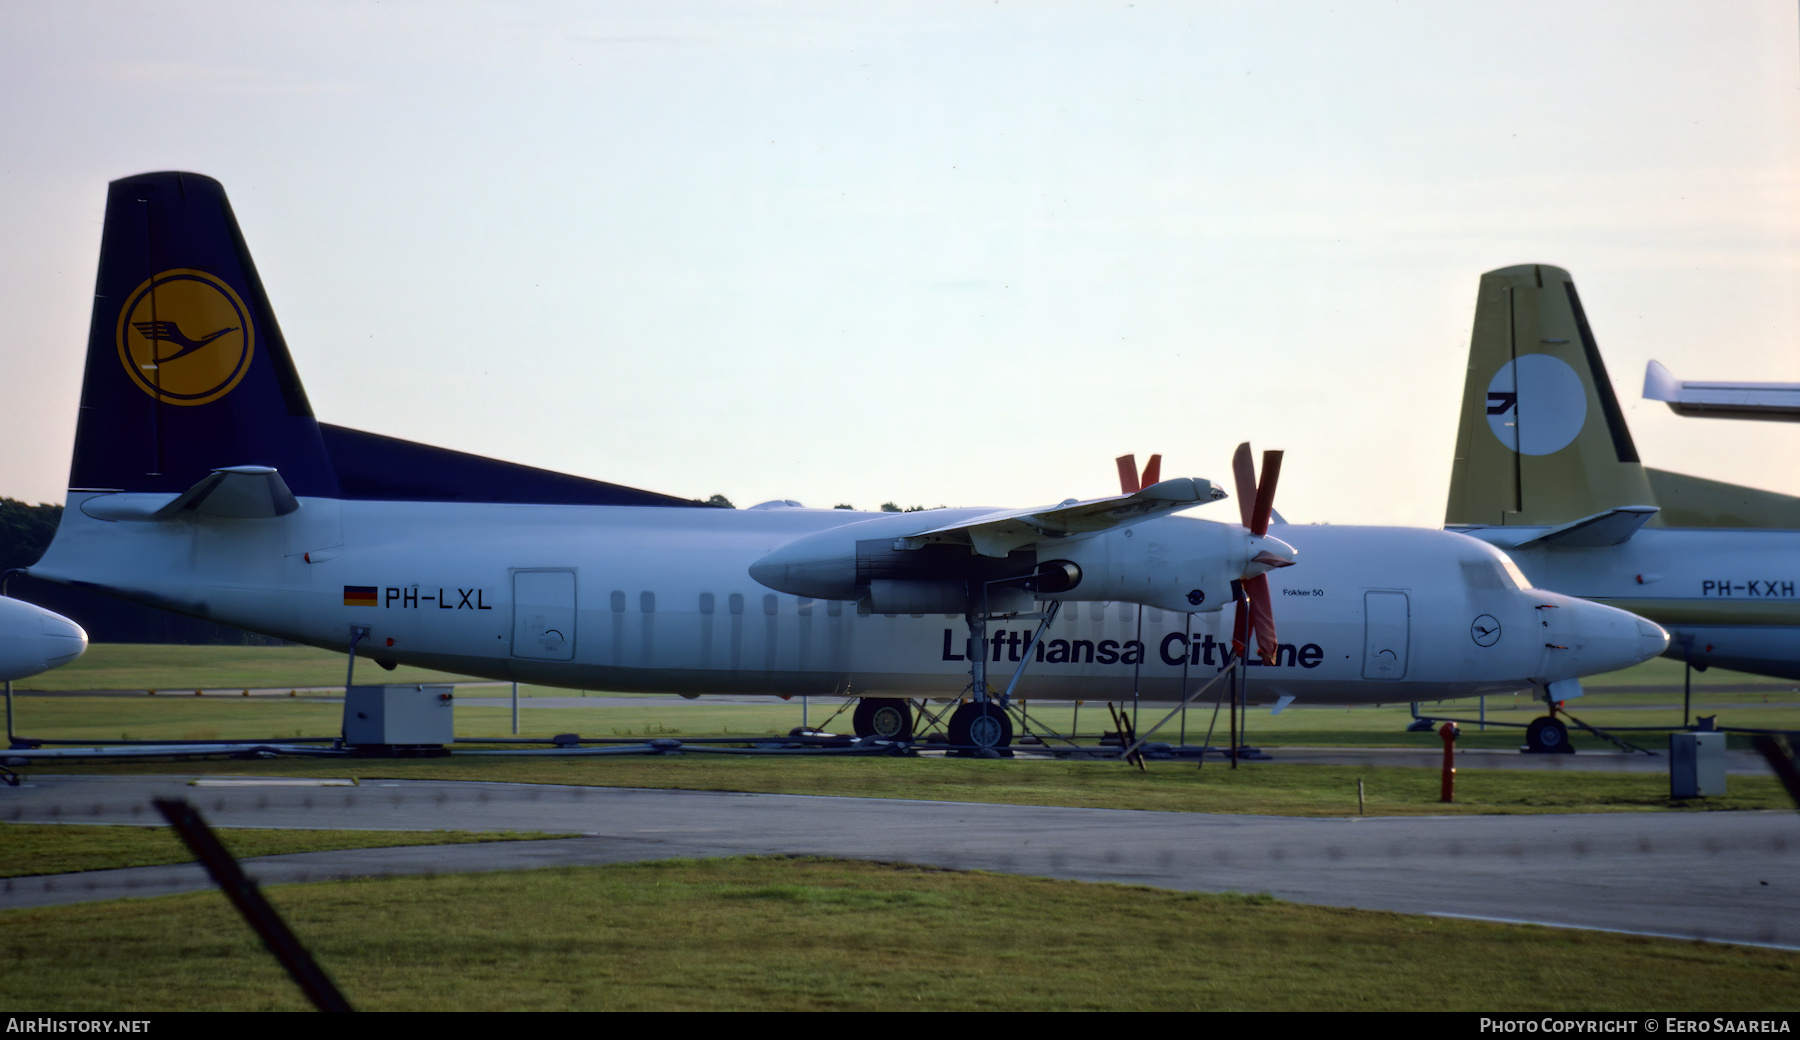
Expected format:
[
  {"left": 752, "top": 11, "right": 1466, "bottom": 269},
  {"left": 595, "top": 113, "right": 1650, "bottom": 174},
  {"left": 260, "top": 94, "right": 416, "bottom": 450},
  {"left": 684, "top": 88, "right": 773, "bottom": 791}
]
[
  {"left": 897, "top": 477, "right": 1227, "bottom": 557},
  {"left": 1644, "top": 360, "right": 1800, "bottom": 423}
]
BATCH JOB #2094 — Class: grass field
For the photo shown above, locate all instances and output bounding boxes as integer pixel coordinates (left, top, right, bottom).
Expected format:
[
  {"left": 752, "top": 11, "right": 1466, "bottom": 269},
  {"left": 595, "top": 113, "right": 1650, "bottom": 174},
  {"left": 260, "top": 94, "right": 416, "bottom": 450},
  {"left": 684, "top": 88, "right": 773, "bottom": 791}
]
[
  {"left": 0, "top": 823, "right": 563, "bottom": 878},
  {"left": 7, "top": 645, "right": 1799, "bottom": 1012},
  {"left": 16, "top": 689, "right": 1800, "bottom": 751},
  {"left": 10, "top": 645, "right": 1800, "bottom": 751},
  {"left": 16, "top": 755, "right": 1792, "bottom": 816},
  {"left": 9, "top": 645, "right": 1798, "bottom": 819},
  {"left": 3, "top": 857, "right": 1796, "bottom": 1011}
]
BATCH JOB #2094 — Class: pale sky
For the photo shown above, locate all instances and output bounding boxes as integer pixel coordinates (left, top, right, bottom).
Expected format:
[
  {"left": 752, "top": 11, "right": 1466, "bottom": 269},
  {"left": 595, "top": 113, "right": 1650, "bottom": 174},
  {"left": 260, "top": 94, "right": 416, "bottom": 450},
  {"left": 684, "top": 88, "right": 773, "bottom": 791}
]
[{"left": 2, "top": 1, "right": 1796, "bottom": 526}]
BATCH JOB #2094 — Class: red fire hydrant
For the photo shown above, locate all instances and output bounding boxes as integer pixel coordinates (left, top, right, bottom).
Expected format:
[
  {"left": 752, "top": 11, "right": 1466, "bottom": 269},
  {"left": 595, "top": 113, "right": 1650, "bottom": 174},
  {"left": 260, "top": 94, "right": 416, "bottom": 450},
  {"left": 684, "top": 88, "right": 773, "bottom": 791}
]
[{"left": 1439, "top": 721, "right": 1460, "bottom": 803}]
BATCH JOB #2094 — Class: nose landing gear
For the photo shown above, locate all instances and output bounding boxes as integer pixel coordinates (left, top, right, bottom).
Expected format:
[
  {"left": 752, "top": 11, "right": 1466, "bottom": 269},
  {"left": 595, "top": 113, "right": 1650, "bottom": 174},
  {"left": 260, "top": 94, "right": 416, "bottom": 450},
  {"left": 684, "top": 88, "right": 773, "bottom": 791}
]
[
  {"left": 1524, "top": 679, "right": 1576, "bottom": 754},
  {"left": 1524, "top": 714, "right": 1572, "bottom": 754}
]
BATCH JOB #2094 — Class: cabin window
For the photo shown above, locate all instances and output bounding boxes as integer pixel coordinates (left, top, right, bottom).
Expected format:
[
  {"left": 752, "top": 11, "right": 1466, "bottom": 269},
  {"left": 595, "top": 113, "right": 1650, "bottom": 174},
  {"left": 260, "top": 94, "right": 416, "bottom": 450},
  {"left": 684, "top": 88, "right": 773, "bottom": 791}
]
[
  {"left": 798, "top": 598, "right": 813, "bottom": 617},
  {"left": 610, "top": 591, "right": 625, "bottom": 613},
  {"left": 699, "top": 592, "right": 715, "bottom": 615},
  {"left": 640, "top": 591, "right": 656, "bottom": 613},
  {"left": 826, "top": 600, "right": 842, "bottom": 617},
  {"left": 729, "top": 592, "right": 744, "bottom": 616},
  {"left": 763, "top": 593, "right": 779, "bottom": 616}
]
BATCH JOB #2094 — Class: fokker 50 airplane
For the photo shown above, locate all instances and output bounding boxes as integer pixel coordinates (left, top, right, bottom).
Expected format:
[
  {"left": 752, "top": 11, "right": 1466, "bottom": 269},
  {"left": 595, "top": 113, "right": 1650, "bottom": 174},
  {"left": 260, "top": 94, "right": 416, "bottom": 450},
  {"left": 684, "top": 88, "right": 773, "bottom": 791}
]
[
  {"left": 1446, "top": 264, "right": 1800, "bottom": 726},
  {"left": 23, "top": 175, "right": 1667, "bottom": 751}
]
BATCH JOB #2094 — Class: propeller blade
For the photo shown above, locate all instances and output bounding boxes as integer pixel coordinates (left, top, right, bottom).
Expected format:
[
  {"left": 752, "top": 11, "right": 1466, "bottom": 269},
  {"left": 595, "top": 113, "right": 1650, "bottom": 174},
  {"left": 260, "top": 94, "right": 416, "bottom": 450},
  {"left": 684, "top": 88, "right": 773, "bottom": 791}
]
[
  {"left": 1116, "top": 454, "right": 1140, "bottom": 495},
  {"left": 1139, "top": 454, "right": 1162, "bottom": 489},
  {"left": 1250, "top": 450, "right": 1283, "bottom": 537},
  {"left": 1246, "top": 574, "right": 1278, "bottom": 663},
  {"left": 1230, "top": 579, "right": 1251, "bottom": 660},
  {"left": 1231, "top": 443, "right": 1256, "bottom": 529}
]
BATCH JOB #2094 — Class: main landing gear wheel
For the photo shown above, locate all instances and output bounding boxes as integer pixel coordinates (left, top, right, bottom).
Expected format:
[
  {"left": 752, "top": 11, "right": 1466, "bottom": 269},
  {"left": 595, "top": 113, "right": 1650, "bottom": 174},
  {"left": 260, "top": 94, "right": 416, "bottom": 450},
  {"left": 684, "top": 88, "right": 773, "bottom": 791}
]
[
  {"left": 853, "top": 698, "right": 914, "bottom": 741},
  {"left": 948, "top": 702, "right": 1013, "bottom": 754},
  {"left": 1525, "top": 716, "right": 1573, "bottom": 754}
]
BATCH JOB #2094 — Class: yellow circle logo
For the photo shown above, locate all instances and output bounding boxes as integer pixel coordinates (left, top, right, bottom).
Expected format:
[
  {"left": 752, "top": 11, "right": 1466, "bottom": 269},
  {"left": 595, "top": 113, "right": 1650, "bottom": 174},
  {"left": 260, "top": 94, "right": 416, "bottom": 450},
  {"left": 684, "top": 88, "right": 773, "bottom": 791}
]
[{"left": 115, "top": 269, "right": 255, "bottom": 406}]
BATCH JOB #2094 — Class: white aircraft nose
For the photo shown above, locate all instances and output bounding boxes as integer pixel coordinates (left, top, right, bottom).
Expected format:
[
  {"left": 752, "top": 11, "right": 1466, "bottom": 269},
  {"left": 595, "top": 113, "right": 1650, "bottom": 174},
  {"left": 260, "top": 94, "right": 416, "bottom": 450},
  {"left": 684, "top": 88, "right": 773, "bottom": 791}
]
[
  {"left": 1537, "top": 593, "right": 1667, "bottom": 681},
  {"left": 0, "top": 597, "right": 88, "bottom": 682}
]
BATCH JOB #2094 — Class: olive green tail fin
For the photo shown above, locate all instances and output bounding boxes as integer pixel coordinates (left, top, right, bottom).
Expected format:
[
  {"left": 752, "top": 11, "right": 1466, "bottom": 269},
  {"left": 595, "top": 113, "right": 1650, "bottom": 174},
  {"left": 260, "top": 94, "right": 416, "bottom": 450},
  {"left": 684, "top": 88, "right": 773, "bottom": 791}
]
[{"left": 1445, "top": 264, "right": 1657, "bottom": 528}]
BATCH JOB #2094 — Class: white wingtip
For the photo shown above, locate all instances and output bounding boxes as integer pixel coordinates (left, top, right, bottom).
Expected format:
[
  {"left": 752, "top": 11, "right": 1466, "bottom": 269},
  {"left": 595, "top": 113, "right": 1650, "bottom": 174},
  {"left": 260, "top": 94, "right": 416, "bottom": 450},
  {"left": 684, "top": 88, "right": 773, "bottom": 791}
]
[{"left": 1643, "top": 359, "right": 1680, "bottom": 402}]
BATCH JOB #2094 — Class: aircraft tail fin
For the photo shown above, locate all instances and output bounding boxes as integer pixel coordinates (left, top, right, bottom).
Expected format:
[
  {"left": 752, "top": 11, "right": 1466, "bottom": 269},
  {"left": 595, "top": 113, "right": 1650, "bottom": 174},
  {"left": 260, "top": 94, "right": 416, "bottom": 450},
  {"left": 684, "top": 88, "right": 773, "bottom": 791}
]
[
  {"left": 69, "top": 172, "right": 339, "bottom": 497},
  {"left": 66, "top": 172, "right": 700, "bottom": 511},
  {"left": 1445, "top": 264, "right": 1657, "bottom": 528}
]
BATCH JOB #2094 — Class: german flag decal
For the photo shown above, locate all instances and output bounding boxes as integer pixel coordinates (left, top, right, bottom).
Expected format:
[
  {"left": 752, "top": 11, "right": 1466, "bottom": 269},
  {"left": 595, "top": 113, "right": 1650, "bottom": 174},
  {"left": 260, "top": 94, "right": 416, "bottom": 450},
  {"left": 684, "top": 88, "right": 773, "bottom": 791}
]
[{"left": 343, "top": 586, "right": 378, "bottom": 607}]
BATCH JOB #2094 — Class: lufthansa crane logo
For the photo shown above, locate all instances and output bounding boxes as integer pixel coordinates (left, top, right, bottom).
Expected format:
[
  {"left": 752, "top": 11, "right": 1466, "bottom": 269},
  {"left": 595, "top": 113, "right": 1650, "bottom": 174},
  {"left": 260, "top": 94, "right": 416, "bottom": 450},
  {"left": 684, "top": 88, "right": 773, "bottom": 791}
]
[{"left": 115, "top": 269, "right": 255, "bottom": 406}]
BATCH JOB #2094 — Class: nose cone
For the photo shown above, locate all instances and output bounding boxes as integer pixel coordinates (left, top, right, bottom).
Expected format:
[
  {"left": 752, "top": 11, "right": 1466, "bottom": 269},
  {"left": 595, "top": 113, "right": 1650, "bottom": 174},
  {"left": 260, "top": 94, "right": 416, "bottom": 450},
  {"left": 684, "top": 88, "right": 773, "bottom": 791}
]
[
  {"left": 746, "top": 554, "right": 787, "bottom": 592},
  {"left": 749, "top": 541, "right": 860, "bottom": 600},
  {"left": 1539, "top": 594, "right": 1668, "bottom": 681},
  {"left": 41, "top": 610, "right": 88, "bottom": 670},
  {"left": 1243, "top": 533, "right": 1297, "bottom": 578},
  {"left": 0, "top": 597, "right": 88, "bottom": 682}
]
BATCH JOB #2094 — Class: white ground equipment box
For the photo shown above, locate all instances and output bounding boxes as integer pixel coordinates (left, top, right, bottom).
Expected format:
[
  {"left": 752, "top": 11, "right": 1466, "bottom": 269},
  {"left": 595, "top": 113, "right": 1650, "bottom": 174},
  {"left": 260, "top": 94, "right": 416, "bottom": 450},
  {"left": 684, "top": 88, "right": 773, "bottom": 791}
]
[
  {"left": 1669, "top": 731, "right": 1726, "bottom": 798},
  {"left": 344, "top": 684, "right": 455, "bottom": 748}
]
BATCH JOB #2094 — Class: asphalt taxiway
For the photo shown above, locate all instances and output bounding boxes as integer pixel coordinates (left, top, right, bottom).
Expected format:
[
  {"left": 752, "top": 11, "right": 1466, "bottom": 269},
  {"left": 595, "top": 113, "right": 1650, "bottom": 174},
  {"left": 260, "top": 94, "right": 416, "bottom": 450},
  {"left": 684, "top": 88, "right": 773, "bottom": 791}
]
[{"left": 4, "top": 774, "right": 1797, "bottom": 949}]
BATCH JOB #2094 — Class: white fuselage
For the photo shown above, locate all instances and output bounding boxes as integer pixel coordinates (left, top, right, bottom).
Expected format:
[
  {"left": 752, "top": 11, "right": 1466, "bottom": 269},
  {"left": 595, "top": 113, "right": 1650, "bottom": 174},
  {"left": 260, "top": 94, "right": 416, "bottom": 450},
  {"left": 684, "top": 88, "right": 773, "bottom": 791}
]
[
  {"left": 33, "top": 496, "right": 1666, "bottom": 705},
  {"left": 1459, "top": 526, "right": 1800, "bottom": 681}
]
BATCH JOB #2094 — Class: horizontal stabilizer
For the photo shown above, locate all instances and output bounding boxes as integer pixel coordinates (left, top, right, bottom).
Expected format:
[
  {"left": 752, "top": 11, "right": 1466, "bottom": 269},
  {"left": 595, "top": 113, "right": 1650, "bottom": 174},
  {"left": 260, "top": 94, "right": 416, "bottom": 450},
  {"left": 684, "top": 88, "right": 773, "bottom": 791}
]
[
  {"left": 1505, "top": 505, "right": 1658, "bottom": 549},
  {"left": 1644, "top": 360, "right": 1800, "bottom": 423},
  {"left": 319, "top": 424, "right": 698, "bottom": 507},
  {"left": 79, "top": 466, "right": 298, "bottom": 521},
  {"left": 900, "top": 477, "right": 1226, "bottom": 558}
]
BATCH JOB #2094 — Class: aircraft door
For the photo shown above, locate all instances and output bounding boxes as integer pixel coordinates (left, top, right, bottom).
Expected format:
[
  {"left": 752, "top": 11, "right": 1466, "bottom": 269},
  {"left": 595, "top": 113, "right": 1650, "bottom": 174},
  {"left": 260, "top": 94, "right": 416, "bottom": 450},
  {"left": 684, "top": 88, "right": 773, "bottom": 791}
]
[
  {"left": 512, "top": 570, "right": 576, "bottom": 661},
  {"left": 1362, "top": 590, "right": 1410, "bottom": 680}
]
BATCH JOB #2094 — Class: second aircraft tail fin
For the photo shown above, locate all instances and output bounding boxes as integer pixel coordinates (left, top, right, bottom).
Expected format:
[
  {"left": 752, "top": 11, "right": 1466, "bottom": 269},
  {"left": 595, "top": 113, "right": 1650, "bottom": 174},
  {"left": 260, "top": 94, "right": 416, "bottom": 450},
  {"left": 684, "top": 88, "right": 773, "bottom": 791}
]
[{"left": 1445, "top": 264, "right": 1657, "bottom": 528}]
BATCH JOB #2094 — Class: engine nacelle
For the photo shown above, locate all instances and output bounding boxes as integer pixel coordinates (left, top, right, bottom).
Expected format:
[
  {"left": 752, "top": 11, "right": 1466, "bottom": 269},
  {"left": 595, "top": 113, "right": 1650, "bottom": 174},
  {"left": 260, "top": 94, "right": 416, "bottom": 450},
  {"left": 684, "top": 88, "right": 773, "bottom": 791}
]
[
  {"left": 750, "top": 510, "right": 1258, "bottom": 616},
  {"left": 1036, "top": 516, "right": 1245, "bottom": 614},
  {"left": 748, "top": 508, "right": 1034, "bottom": 608}
]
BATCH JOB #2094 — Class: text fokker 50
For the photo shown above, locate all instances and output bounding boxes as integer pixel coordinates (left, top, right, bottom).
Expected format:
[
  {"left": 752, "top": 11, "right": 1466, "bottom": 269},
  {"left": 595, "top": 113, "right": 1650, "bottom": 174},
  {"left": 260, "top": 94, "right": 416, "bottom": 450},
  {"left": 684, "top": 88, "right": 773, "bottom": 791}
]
[{"left": 26, "top": 173, "right": 1667, "bottom": 750}]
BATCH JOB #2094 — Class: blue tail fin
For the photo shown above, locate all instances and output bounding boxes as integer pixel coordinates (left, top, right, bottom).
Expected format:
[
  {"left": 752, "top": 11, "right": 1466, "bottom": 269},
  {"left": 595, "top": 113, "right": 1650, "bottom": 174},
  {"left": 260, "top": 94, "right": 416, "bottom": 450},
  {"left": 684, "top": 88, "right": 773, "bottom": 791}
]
[
  {"left": 70, "top": 171, "right": 704, "bottom": 509},
  {"left": 70, "top": 172, "right": 340, "bottom": 497}
]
